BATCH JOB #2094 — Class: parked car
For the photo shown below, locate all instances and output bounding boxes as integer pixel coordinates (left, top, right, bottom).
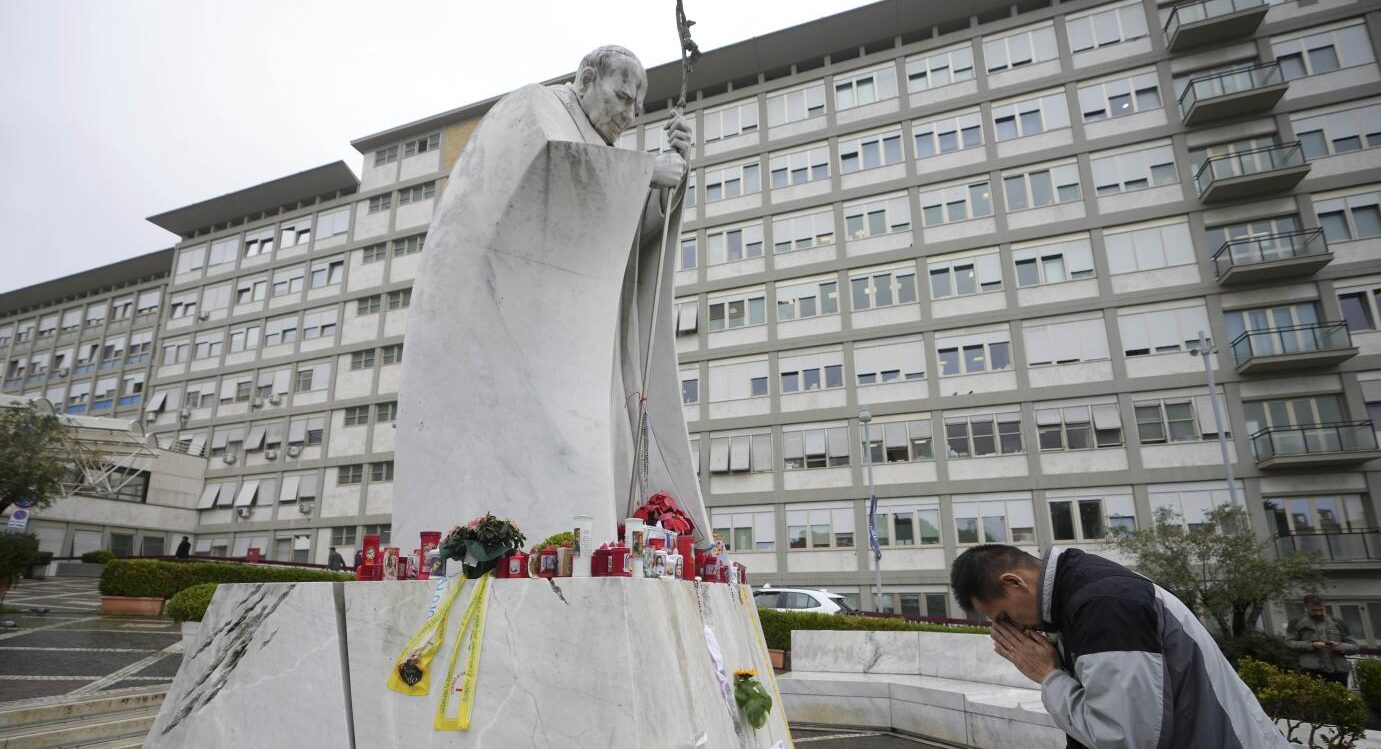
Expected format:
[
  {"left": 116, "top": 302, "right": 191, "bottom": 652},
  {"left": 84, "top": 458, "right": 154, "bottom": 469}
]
[{"left": 752, "top": 586, "right": 855, "bottom": 615}]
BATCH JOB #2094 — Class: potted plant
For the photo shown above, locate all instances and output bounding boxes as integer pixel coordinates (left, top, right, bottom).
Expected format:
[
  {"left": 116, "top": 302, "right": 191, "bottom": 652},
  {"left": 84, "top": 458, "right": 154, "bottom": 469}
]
[
  {"left": 440, "top": 513, "right": 527, "bottom": 578},
  {"left": 23, "top": 551, "right": 53, "bottom": 580},
  {"left": 0, "top": 533, "right": 39, "bottom": 609}
]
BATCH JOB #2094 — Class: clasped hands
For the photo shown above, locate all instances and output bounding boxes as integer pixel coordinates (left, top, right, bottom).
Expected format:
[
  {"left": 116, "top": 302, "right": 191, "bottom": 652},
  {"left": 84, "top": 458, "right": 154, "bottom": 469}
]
[
  {"left": 1312, "top": 640, "right": 1346, "bottom": 651},
  {"left": 991, "top": 621, "right": 1061, "bottom": 684},
  {"left": 650, "top": 112, "right": 692, "bottom": 188}
]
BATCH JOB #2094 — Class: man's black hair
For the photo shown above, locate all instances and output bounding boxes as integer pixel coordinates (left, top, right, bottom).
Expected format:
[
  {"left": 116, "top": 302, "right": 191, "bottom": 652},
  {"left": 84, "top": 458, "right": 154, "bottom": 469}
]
[{"left": 950, "top": 544, "right": 1040, "bottom": 612}]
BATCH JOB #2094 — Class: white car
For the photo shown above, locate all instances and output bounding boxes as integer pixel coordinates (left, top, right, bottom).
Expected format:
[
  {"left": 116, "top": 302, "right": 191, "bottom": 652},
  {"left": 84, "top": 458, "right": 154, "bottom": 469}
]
[{"left": 752, "top": 587, "right": 855, "bottom": 615}]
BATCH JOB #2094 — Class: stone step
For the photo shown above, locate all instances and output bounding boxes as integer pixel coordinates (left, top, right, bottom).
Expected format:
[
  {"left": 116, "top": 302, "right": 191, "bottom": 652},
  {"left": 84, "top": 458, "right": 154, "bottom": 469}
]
[
  {"left": 0, "top": 705, "right": 159, "bottom": 749},
  {"left": 0, "top": 687, "right": 166, "bottom": 730}
]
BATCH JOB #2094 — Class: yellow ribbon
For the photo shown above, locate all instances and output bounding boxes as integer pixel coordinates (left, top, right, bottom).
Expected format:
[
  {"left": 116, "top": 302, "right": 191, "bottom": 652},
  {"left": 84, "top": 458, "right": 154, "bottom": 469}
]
[
  {"left": 434, "top": 573, "right": 492, "bottom": 731},
  {"left": 386, "top": 575, "right": 468, "bottom": 696}
]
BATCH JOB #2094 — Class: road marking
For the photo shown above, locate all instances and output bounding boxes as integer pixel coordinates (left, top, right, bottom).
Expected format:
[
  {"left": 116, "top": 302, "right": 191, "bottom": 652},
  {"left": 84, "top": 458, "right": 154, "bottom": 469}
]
[
  {"left": 71, "top": 642, "right": 182, "bottom": 695},
  {"left": 0, "top": 647, "right": 161, "bottom": 653},
  {"left": 795, "top": 732, "right": 885, "bottom": 743},
  {"left": 0, "top": 616, "right": 102, "bottom": 642},
  {"left": 0, "top": 675, "right": 172, "bottom": 682}
]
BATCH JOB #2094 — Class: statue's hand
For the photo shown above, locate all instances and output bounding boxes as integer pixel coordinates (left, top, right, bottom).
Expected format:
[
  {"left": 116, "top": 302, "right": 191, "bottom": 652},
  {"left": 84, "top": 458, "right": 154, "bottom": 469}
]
[
  {"left": 651, "top": 152, "right": 687, "bottom": 189},
  {"left": 664, "top": 112, "right": 692, "bottom": 159}
]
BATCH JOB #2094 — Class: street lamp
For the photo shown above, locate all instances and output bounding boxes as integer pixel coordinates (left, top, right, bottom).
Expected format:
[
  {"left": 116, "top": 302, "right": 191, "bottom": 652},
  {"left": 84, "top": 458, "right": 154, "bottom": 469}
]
[
  {"left": 1188, "top": 330, "right": 1241, "bottom": 508},
  {"left": 859, "top": 409, "right": 882, "bottom": 610}
]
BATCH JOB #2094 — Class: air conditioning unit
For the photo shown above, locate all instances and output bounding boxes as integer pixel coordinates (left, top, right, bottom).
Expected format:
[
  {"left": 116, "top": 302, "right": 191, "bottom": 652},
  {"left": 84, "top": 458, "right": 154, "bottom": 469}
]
[
  {"left": 268, "top": 394, "right": 282, "bottom": 405},
  {"left": 179, "top": 406, "right": 192, "bottom": 418},
  {"left": 197, "top": 312, "right": 211, "bottom": 322},
  {"left": 286, "top": 445, "right": 302, "bottom": 458},
  {"left": 250, "top": 397, "right": 264, "bottom": 408},
  {"left": 297, "top": 500, "right": 315, "bottom": 515},
  {"left": 265, "top": 449, "right": 278, "bottom": 461},
  {"left": 222, "top": 452, "right": 238, "bottom": 464},
  {"left": 57, "top": 369, "right": 69, "bottom": 378},
  {"left": 144, "top": 411, "right": 158, "bottom": 422},
  {"left": 234, "top": 506, "right": 253, "bottom": 519}
]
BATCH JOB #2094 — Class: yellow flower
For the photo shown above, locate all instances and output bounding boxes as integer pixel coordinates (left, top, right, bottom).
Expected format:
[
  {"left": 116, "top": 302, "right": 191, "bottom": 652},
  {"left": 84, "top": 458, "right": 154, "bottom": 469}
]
[{"left": 734, "top": 668, "right": 758, "bottom": 678}]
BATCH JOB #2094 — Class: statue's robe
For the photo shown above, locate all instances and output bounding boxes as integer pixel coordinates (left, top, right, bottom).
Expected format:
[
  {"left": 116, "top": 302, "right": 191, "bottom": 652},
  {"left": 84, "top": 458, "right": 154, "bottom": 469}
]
[{"left": 392, "top": 83, "right": 711, "bottom": 551}]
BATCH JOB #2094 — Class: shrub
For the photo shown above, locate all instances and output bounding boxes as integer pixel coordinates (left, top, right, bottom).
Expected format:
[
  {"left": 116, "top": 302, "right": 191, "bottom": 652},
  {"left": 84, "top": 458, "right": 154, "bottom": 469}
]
[
  {"left": 756, "top": 607, "right": 987, "bottom": 652},
  {"left": 0, "top": 534, "right": 40, "bottom": 591},
  {"left": 81, "top": 550, "right": 116, "bottom": 564},
  {"left": 1216, "top": 632, "right": 1300, "bottom": 672},
  {"left": 1238, "top": 657, "right": 1365, "bottom": 749},
  {"left": 100, "top": 559, "right": 353, "bottom": 600},
  {"left": 166, "top": 583, "right": 218, "bottom": 623},
  {"left": 1357, "top": 660, "right": 1381, "bottom": 717}
]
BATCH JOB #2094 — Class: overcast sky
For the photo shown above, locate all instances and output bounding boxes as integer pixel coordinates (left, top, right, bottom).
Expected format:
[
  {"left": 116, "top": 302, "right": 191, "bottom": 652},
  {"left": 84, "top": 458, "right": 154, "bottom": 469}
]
[{"left": 0, "top": 0, "right": 875, "bottom": 294}]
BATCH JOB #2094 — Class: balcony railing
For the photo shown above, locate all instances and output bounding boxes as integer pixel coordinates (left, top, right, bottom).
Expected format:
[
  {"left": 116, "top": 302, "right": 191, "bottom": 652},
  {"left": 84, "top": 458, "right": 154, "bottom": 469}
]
[
  {"left": 1179, "top": 63, "right": 1287, "bottom": 125},
  {"left": 1165, "top": 0, "right": 1269, "bottom": 50},
  {"left": 1274, "top": 530, "right": 1381, "bottom": 562},
  {"left": 1230, "top": 322, "right": 1356, "bottom": 370},
  {"left": 1212, "top": 228, "right": 1329, "bottom": 280},
  {"left": 1251, "top": 421, "right": 1380, "bottom": 465},
  {"left": 117, "top": 394, "right": 143, "bottom": 407},
  {"left": 1195, "top": 142, "right": 1309, "bottom": 201}
]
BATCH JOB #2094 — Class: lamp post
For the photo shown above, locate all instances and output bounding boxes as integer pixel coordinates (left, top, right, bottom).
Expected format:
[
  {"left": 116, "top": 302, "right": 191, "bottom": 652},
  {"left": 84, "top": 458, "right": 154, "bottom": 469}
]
[
  {"left": 859, "top": 409, "right": 883, "bottom": 610},
  {"left": 1188, "top": 330, "right": 1241, "bottom": 508}
]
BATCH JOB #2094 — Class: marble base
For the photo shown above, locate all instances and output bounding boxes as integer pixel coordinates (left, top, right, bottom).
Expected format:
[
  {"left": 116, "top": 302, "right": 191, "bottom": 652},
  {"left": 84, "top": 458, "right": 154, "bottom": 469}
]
[{"left": 148, "top": 578, "right": 791, "bottom": 749}]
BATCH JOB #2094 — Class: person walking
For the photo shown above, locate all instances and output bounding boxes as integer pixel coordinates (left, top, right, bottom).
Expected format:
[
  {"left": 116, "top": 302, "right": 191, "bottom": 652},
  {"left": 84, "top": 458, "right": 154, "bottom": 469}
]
[
  {"left": 327, "top": 547, "right": 347, "bottom": 571},
  {"left": 1286, "top": 594, "right": 1357, "bottom": 686},
  {"left": 175, "top": 536, "right": 191, "bottom": 559}
]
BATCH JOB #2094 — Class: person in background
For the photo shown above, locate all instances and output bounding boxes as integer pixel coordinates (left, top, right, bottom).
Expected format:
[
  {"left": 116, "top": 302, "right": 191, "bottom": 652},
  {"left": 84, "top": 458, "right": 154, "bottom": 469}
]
[
  {"left": 353, "top": 549, "right": 364, "bottom": 571},
  {"left": 327, "top": 546, "right": 347, "bottom": 571},
  {"left": 175, "top": 536, "right": 191, "bottom": 559},
  {"left": 1286, "top": 594, "right": 1357, "bottom": 685}
]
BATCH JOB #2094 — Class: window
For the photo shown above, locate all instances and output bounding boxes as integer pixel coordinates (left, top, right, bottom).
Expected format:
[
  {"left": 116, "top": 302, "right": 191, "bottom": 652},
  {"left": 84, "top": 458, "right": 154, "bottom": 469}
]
[
  {"left": 768, "top": 144, "right": 830, "bottom": 188},
  {"left": 1067, "top": 2, "right": 1148, "bottom": 53},
  {"left": 1188, "top": 136, "right": 1277, "bottom": 180},
  {"left": 984, "top": 23, "right": 1058, "bottom": 72},
  {"left": 386, "top": 289, "right": 412, "bottom": 310},
  {"left": 1117, "top": 303, "right": 1211, "bottom": 356},
  {"left": 310, "top": 258, "right": 345, "bottom": 289},
  {"left": 678, "top": 300, "right": 698, "bottom": 336},
  {"left": 398, "top": 182, "right": 436, "bottom": 205},
  {"left": 775, "top": 277, "right": 839, "bottom": 322},
  {"left": 919, "top": 180, "right": 992, "bottom": 226},
  {"left": 295, "top": 361, "right": 329, "bottom": 392},
  {"left": 226, "top": 324, "right": 259, "bottom": 354},
  {"left": 681, "top": 370, "right": 698, "bottom": 404},
  {"left": 302, "top": 307, "right": 338, "bottom": 340},
  {"left": 953, "top": 497, "right": 1036, "bottom": 544},
  {"left": 135, "top": 290, "right": 161, "bottom": 315},
  {"left": 1265, "top": 494, "right": 1370, "bottom": 537},
  {"left": 337, "top": 465, "right": 364, "bottom": 485},
  {"left": 834, "top": 64, "right": 898, "bottom": 110},
  {"left": 362, "top": 524, "right": 392, "bottom": 544},
  {"left": 705, "top": 223, "right": 764, "bottom": 265},
  {"left": 854, "top": 335, "right": 925, "bottom": 385},
  {"left": 1036, "top": 402, "right": 1123, "bottom": 450},
  {"left": 208, "top": 238, "right": 238, "bottom": 268},
  {"left": 380, "top": 343, "right": 404, "bottom": 365},
  {"left": 782, "top": 424, "right": 850, "bottom": 469},
  {"left": 161, "top": 339, "right": 190, "bottom": 365},
  {"left": 1091, "top": 143, "right": 1176, "bottom": 195},
  {"left": 370, "top": 461, "right": 394, "bottom": 482},
  {"left": 374, "top": 145, "right": 399, "bottom": 166},
  {"left": 168, "top": 292, "right": 198, "bottom": 319},
  {"left": 786, "top": 502, "right": 855, "bottom": 548},
  {"left": 707, "top": 290, "right": 767, "bottom": 332},
  {"left": 177, "top": 245, "right": 206, "bottom": 274},
  {"left": 357, "top": 295, "right": 382, "bottom": 316},
  {"left": 331, "top": 526, "right": 358, "bottom": 546},
  {"left": 316, "top": 208, "right": 350, "bottom": 238},
  {"left": 678, "top": 235, "right": 697, "bottom": 271},
  {"left": 850, "top": 266, "right": 917, "bottom": 310},
  {"left": 1271, "top": 22, "right": 1373, "bottom": 81},
  {"left": 862, "top": 417, "right": 934, "bottom": 463},
  {"left": 361, "top": 243, "right": 388, "bottom": 264},
  {"left": 286, "top": 414, "right": 326, "bottom": 447},
  {"left": 1003, "top": 162, "right": 1080, "bottom": 211},
  {"left": 704, "top": 161, "right": 760, "bottom": 202},
  {"left": 271, "top": 266, "right": 305, "bottom": 298},
  {"left": 1337, "top": 282, "right": 1381, "bottom": 332},
  {"left": 875, "top": 499, "right": 942, "bottom": 547},
  {"left": 1078, "top": 70, "right": 1161, "bottom": 122},
  {"left": 393, "top": 233, "right": 426, "bottom": 256},
  {"left": 243, "top": 227, "right": 275, "bottom": 257},
  {"left": 1104, "top": 219, "right": 1195, "bottom": 274},
  {"left": 1293, "top": 102, "right": 1381, "bottom": 159},
  {"left": 935, "top": 329, "right": 1011, "bottom": 375},
  {"left": 192, "top": 331, "right": 224, "bottom": 361},
  {"left": 946, "top": 411, "right": 1024, "bottom": 457},
  {"left": 839, "top": 128, "right": 904, "bottom": 173},
  {"left": 84, "top": 303, "right": 107, "bottom": 328},
  {"left": 844, "top": 193, "right": 911, "bottom": 238},
  {"left": 279, "top": 217, "right": 312, "bottom": 248},
  {"left": 710, "top": 506, "right": 775, "bottom": 551},
  {"left": 201, "top": 284, "right": 232, "bottom": 314},
  {"left": 766, "top": 82, "right": 827, "bottom": 127},
  {"left": 778, "top": 348, "right": 844, "bottom": 394},
  {"left": 367, "top": 194, "right": 392, "bottom": 214},
  {"left": 350, "top": 349, "right": 377, "bottom": 370},
  {"left": 1024, "top": 316, "right": 1109, "bottom": 366},
  {"left": 1013, "top": 235, "right": 1095, "bottom": 287},
  {"left": 1135, "top": 393, "right": 1229, "bottom": 443},
  {"left": 708, "top": 358, "right": 769, "bottom": 401},
  {"left": 772, "top": 208, "right": 835, "bottom": 253},
  {"left": 1314, "top": 188, "right": 1381, "bottom": 243},
  {"left": 703, "top": 98, "right": 758, "bottom": 142},
  {"left": 404, "top": 133, "right": 440, "bottom": 156},
  {"left": 1049, "top": 493, "right": 1136, "bottom": 540},
  {"left": 236, "top": 276, "right": 268, "bottom": 305},
  {"left": 905, "top": 44, "right": 975, "bottom": 92},
  {"left": 184, "top": 381, "right": 215, "bottom": 409},
  {"left": 1149, "top": 484, "right": 1236, "bottom": 532},
  {"left": 708, "top": 432, "right": 773, "bottom": 474},
  {"left": 343, "top": 405, "right": 371, "bottom": 427},
  {"left": 913, "top": 110, "right": 983, "bottom": 158}
]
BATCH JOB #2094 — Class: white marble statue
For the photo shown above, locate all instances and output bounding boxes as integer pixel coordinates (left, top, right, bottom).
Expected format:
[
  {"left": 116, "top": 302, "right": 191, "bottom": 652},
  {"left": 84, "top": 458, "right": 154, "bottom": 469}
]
[{"left": 392, "top": 46, "right": 712, "bottom": 552}]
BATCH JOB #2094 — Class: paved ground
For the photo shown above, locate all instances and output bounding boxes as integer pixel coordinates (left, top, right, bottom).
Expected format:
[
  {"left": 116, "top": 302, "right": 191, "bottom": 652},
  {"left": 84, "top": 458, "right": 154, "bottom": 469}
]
[{"left": 0, "top": 577, "right": 181, "bottom": 702}]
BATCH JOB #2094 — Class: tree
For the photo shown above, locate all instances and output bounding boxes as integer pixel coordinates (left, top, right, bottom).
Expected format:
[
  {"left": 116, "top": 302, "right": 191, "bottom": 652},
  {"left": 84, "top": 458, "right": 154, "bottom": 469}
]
[
  {"left": 0, "top": 402, "right": 76, "bottom": 516},
  {"left": 1113, "top": 505, "right": 1324, "bottom": 637}
]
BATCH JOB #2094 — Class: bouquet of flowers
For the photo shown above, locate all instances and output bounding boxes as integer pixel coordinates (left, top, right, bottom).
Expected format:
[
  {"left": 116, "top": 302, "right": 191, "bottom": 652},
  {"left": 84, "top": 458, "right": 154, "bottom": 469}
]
[
  {"left": 733, "top": 668, "right": 773, "bottom": 729},
  {"left": 440, "top": 513, "right": 527, "bottom": 577}
]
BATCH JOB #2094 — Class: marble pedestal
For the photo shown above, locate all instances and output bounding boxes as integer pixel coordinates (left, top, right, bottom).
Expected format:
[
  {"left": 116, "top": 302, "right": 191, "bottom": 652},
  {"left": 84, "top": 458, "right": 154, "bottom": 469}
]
[{"left": 147, "top": 578, "right": 791, "bottom": 748}]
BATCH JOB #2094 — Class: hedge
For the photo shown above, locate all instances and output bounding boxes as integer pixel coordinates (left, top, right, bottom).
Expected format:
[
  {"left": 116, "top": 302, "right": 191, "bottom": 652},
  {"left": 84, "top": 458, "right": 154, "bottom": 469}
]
[
  {"left": 165, "top": 583, "right": 219, "bottom": 623},
  {"left": 757, "top": 607, "right": 987, "bottom": 652},
  {"left": 99, "top": 559, "right": 353, "bottom": 600},
  {"left": 1358, "top": 659, "right": 1381, "bottom": 718},
  {"left": 81, "top": 550, "right": 116, "bottom": 565},
  {"left": 1238, "top": 657, "right": 1366, "bottom": 748}
]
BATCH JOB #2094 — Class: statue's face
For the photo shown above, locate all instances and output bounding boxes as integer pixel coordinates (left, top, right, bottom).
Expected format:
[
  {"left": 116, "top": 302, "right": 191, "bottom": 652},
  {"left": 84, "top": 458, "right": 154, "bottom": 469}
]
[{"left": 576, "top": 57, "right": 646, "bottom": 144}]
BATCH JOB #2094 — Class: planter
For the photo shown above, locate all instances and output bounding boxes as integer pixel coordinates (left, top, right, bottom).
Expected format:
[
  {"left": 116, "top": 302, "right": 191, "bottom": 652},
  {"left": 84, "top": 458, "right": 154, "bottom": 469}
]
[
  {"left": 23, "top": 563, "right": 49, "bottom": 580},
  {"left": 768, "top": 648, "right": 787, "bottom": 670},
  {"left": 101, "top": 596, "right": 165, "bottom": 616}
]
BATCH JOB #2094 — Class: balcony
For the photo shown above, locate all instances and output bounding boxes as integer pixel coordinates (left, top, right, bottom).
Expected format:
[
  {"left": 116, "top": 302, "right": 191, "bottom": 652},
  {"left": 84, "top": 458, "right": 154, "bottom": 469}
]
[
  {"left": 1274, "top": 530, "right": 1381, "bottom": 562},
  {"left": 1179, "top": 63, "right": 1287, "bottom": 126},
  {"left": 1196, "top": 143, "right": 1310, "bottom": 203},
  {"left": 1230, "top": 322, "right": 1357, "bottom": 374},
  {"left": 1165, "top": 0, "right": 1270, "bottom": 51},
  {"left": 1251, "top": 421, "right": 1381, "bottom": 469},
  {"left": 1213, "top": 228, "right": 1331, "bottom": 285}
]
